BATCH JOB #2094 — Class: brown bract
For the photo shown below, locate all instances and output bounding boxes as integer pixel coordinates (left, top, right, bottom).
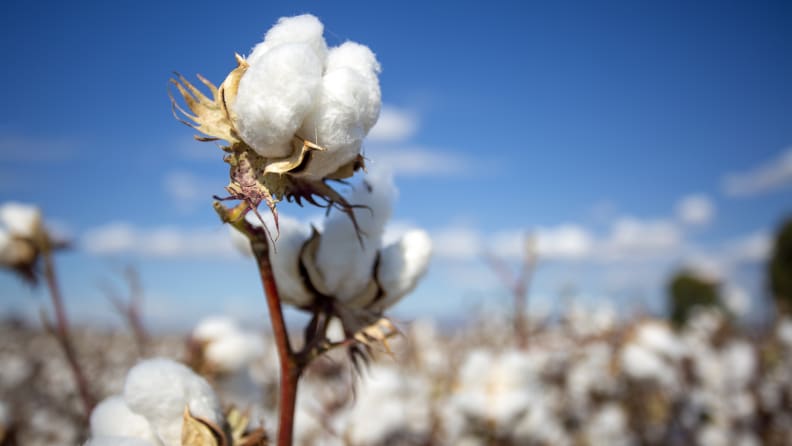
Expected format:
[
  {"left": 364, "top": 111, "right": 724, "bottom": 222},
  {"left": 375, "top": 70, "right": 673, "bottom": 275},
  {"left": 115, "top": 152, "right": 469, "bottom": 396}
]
[
  {"left": 169, "top": 55, "right": 366, "bottom": 236},
  {"left": 181, "top": 407, "right": 269, "bottom": 446}
]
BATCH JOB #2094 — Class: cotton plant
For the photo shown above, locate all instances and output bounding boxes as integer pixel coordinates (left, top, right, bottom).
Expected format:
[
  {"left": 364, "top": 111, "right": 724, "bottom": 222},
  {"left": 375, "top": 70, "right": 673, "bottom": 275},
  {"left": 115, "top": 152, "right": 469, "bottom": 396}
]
[
  {"left": 171, "top": 14, "right": 431, "bottom": 446},
  {"left": 85, "top": 358, "right": 267, "bottom": 446},
  {"left": 0, "top": 201, "right": 96, "bottom": 417}
]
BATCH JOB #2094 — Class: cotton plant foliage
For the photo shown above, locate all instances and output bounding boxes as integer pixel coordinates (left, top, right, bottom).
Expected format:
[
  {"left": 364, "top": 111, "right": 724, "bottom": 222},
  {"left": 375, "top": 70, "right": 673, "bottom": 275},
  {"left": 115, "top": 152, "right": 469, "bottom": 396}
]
[
  {"left": 232, "top": 169, "right": 432, "bottom": 337},
  {"left": 171, "top": 14, "right": 381, "bottom": 230}
]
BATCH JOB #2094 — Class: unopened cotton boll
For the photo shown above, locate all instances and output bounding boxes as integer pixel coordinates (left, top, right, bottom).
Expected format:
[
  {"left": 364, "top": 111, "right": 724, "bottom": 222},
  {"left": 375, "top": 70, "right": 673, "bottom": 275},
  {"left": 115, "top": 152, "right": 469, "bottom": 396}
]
[
  {"left": 0, "top": 202, "right": 42, "bottom": 238},
  {"left": 372, "top": 229, "right": 432, "bottom": 311},
  {"left": 315, "top": 170, "right": 396, "bottom": 302},
  {"left": 123, "top": 358, "right": 223, "bottom": 446},
  {"left": 89, "top": 395, "right": 158, "bottom": 442}
]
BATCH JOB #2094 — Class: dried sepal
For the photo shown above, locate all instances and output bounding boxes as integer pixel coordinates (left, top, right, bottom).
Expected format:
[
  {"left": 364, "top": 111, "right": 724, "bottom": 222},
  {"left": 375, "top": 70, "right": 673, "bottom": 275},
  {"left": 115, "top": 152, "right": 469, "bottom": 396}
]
[
  {"left": 226, "top": 407, "right": 269, "bottom": 446},
  {"left": 182, "top": 407, "right": 229, "bottom": 446}
]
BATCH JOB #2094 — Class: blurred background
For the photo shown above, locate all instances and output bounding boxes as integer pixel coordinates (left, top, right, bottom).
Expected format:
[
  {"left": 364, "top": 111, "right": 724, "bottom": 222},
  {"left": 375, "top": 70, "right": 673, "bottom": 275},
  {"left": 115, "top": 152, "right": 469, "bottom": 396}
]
[{"left": 1, "top": 0, "right": 790, "bottom": 330}]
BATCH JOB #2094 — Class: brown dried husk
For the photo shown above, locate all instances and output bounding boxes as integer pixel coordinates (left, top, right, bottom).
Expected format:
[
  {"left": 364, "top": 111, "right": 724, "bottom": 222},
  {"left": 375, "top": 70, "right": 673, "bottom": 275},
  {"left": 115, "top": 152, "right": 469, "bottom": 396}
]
[{"left": 170, "top": 56, "right": 365, "bottom": 230}]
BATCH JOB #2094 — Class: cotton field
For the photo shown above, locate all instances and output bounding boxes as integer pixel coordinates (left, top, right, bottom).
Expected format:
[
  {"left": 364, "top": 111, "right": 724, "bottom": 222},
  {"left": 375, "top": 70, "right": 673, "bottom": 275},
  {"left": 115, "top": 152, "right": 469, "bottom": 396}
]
[{"left": 2, "top": 307, "right": 792, "bottom": 445}]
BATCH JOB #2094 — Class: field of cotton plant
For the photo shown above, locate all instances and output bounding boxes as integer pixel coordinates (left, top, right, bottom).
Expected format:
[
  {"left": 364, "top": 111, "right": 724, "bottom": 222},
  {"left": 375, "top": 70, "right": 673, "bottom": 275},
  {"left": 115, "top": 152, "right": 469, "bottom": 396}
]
[{"left": 3, "top": 5, "right": 792, "bottom": 446}]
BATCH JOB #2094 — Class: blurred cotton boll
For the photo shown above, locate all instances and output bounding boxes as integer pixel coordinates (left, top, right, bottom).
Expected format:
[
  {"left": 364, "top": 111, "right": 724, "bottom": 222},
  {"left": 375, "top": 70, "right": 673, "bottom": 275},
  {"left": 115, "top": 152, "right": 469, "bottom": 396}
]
[
  {"left": 123, "top": 358, "right": 223, "bottom": 446},
  {"left": 89, "top": 396, "right": 158, "bottom": 443},
  {"left": 0, "top": 202, "right": 42, "bottom": 239}
]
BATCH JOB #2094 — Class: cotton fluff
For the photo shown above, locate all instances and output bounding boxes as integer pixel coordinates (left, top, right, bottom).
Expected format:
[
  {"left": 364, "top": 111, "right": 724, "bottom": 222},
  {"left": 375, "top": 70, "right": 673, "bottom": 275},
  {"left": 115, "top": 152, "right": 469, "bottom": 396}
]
[
  {"left": 315, "top": 170, "right": 395, "bottom": 302},
  {"left": 345, "top": 364, "right": 432, "bottom": 445},
  {"left": 230, "top": 215, "right": 313, "bottom": 307},
  {"left": 123, "top": 358, "right": 223, "bottom": 446},
  {"left": 192, "top": 316, "right": 266, "bottom": 374},
  {"left": 234, "top": 15, "right": 327, "bottom": 158},
  {"left": 85, "top": 437, "right": 157, "bottom": 446},
  {"left": 370, "top": 229, "right": 432, "bottom": 312},
  {"left": 89, "top": 395, "right": 158, "bottom": 443},
  {"left": 0, "top": 202, "right": 42, "bottom": 238},
  {"left": 192, "top": 316, "right": 241, "bottom": 343},
  {"left": 298, "top": 42, "right": 382, "bottom": 178}
]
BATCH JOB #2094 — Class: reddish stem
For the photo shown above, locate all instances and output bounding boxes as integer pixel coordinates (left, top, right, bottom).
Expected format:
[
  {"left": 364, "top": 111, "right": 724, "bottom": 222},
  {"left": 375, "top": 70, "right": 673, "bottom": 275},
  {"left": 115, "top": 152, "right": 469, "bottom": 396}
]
[
  {"left": 41, "top": 248, "right": 96, "bottom": 417},
  {"left": 250, "top": 236, "right": 301, "bottom": 446}
]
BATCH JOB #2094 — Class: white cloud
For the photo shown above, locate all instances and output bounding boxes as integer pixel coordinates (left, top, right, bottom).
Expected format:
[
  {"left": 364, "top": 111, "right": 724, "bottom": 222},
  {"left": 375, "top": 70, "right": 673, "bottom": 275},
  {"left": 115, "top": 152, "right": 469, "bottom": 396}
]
[
  {"left": 599, "top": 218, "right": 682, "bottom": 261},
  {"left": 721, "top": 230, "right": 771, "bottom": 264},
  {"left": 81, "top": 222, "right": 238, "bottom": 259},
  {"left": 430, "top": 226, "right": 481, "bottom": 261},
  {"left": 723, "top": 148, "right": 792, "bottom": 197},
  {"left": 676, "top": 194, "right": 715, "bottom": 226},
  {"left": 366, "top": 146, "right": 472, "bottom": 176},
  {"left": 367, "top": 105, "right": 418, "bottom": 142}
]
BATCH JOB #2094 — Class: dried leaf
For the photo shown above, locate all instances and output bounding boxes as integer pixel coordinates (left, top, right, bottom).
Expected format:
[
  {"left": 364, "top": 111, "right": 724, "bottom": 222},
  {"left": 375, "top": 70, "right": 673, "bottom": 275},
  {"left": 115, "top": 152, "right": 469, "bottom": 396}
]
[
  {"left": 182, "top": 407, "right": 228, "bottom": 446},
  {"left": 225, "top": 407, "right": 269, "bottom": 446}
]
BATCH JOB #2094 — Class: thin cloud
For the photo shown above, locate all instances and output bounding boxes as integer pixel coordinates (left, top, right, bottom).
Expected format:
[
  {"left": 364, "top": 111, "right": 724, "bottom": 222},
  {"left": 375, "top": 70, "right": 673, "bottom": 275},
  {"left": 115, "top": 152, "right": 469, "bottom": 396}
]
[
  {"left": 366, "top": 146, "right": 472, "bottom": 177},
  {"left": 367, "top": 105, "right": 418, "bottom": 142},
  {"left": 81, "top": 222, "right": 238, "bottom": 259},
  {"left": 0, "top": 135, "right": 78, "bottom": 162},
  {"left": 163, "top": 170, "right": 225, "bottom": 212},
  {"left": 723, "top": 148, "right": 792, "bottom": 197}
]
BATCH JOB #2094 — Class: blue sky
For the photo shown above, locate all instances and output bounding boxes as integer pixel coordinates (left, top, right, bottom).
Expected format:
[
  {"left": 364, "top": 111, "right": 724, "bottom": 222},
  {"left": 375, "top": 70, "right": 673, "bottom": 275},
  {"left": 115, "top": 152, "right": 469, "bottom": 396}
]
[{"left": 1, "top": 0, "right": 791, "bottom": 330}]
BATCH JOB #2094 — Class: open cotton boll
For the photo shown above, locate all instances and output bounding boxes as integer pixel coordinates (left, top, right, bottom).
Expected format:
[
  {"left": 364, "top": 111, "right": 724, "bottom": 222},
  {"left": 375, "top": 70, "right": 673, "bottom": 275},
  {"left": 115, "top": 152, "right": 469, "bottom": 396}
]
[
  {"left": 193, "top": 316, "right": 242, "bottom": 343},
  {"left": 371, "top": 229, "right": 432, "bottom": 311},
  {"left": 123, "top": 358, "right": 223, "bottom": 446},
  {"left": 246, "top": 14, "right": 328, "bottom": 67},
  {"left": 90, "top": 395, "right": 158, "bottom": 442},
  {"left": 229, "top": 215, "right": 313, "bottom": 306},
  {"left": 0, "top": 202, "right": 41, "bottom": 238},
  {"left": 205, "top": 331, "right": 265, "bottom": 373},
  {"left": 315, "top": 170, "right": 395, "bottom": 302},
  {"left": 268, "top": 216, "right": 313, "bottom": 307},
  {"left": 298, "top": 43, "right": 381, "bottom": 179},
  {"left": 234, "top": 42, "right": 324, "bottom": 158}
]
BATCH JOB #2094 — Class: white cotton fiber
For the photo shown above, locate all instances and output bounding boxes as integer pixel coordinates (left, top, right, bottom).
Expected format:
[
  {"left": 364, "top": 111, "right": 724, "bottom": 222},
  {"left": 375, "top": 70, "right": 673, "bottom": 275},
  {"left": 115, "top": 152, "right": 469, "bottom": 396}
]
[
  {"left": 268, "top": 216, "right": 313, "bottom": 307},
  {"left": 298, "top": 42, "right": 381, "bottom": 179},
  {"left": 235, "top": 42, "right": 324, "bottom": 158},
  {"left": 123, "top": 358, "right": 223, "bottom": 446},
  {"left": 85, "top": 437, "right": 157, "bottom": 446},
  {"left": 89, "top": 395, "right": 157, "bottom": 442},
  {"left": 372, "top": 229, "right": 431, "bottom": 311},
  {"left": 315, "top": 170, "right": 395, "bottom": 303},
  {"left": 0, "top": 202, "right": 41, "bottom": 238},
  {"left": 246, "top": 15, "right": 328, "bottom": 67}
]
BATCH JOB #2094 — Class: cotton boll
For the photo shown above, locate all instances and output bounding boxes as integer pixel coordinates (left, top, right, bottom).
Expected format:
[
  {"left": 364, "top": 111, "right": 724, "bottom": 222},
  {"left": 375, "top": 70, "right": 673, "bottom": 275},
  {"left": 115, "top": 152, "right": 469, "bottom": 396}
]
[
  {"left": 0, "top": 202, "right": 41, "bottom": 238},
  {"left": 315, "top": 171, "right": 396, "bottom": 303},
  {"left": 234, "top": 42, "right": 324, "bottom": 158},
  {"left": 193, "top": 316, "right": 241, "bottom": 344},
  {"left": 204, "top": 331, "right": 265, "bottom": 374},
  {"left": 90, "top": 395, "right": 158, "bottom": 442},
  {"left": 123, "top": 358, "right": 223, "bottom": 446},
  {"left": 371, "top": 229, "right": 431, "bottom": 311},
  {"left": 298, "top": 43, "right": 381, "bottom": 179},
  {"left": 636, "top": 322, "right": 685, "bottom": 359},
  {"left": 247, "top": 15, "right": 328, "bottom": 67},
  {"left": 777, "top": 318, "right": 792, "bottom": 348},
  {"left": 584, "top": 404, "right": 632, "bottom": 446},
  {"left": 722, "top": 340, "right": 756, "bottom": 389},
  {"left": 0, "top": 230, "right": 34, "bottom": 267},
  {"left": 268, "top": 216, "right": 313, "bottom": 307}
]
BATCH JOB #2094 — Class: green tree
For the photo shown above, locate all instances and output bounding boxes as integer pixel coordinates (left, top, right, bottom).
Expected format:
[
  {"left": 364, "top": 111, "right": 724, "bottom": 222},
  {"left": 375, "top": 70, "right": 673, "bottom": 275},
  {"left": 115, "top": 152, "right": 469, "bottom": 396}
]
[
  {"left": 769, "top": 217, "right": 792, "bottom": 314},
  {"left": 667, "top": 271, "right": 721, "bottom": 328}
]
